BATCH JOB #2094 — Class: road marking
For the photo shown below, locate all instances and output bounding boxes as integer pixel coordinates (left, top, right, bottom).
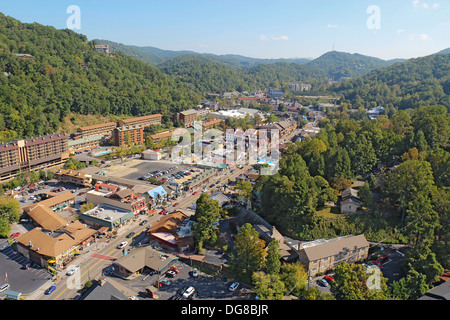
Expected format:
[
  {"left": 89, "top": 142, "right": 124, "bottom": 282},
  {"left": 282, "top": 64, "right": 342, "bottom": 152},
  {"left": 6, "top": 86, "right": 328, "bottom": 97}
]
[{"left": 52, "top": 247, "right": 117, "bottom": 300}]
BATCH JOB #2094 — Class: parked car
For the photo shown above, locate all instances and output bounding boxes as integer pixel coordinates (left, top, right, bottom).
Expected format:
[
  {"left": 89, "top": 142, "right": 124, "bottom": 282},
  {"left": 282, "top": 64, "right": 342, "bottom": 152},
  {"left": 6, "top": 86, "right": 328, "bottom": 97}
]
[
  {"left": 45, "top": 285, "right": 56, "bottom": 295},
  {"left": 166, "top": 270, "right": 176, "bottom": 278},
  {"left": 66, "top": 265, "right": 80, "bottom": 276},
  {"left": 117, "top": 242, "right": 128, "bottom": 249},
  {"left": 229, "top": 282, "right": 240, "bottom": 292},
  {"left": 192, "top": 191, "right": 198, "bottom": 195},
  {"left": 316, "top": 278, "right": 329, "bottom": 287},
  {"left": 159, "top": 209, "right": 167, "bottom": 215},
  {"left": 323, "top": 275, "right": 334, "bottom": 283},
  {"left": 169, "top": 266, "right": 180, "bottom": 274},
  {"left": 173, "top": 203, "right": 180, "bottom": 207},
  {"left": 10, "top": 232, "right": 20, "bottom": 239},
  {"left": 376, "top": 255, "right": 389, "bottom": 264},
  {"left": 182, "top": 286, "right": 196, "bottom": 299},
  {"left": 191, "top": 267, "right": 198, "bottom": 278},
  {"left": 160, "top": 279, "right": 171, "bottom": 286}
]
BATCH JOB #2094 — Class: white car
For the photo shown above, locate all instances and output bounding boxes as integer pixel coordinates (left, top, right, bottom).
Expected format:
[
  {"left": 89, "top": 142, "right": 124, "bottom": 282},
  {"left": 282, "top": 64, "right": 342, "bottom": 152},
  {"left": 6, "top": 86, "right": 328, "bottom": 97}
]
[
  {"left": 66, "top": 265, "right": 79, "bottom": 276},
  {"left": 117, "top": 242, "right": 128, "bottom": 249},
  {"left": 182, "top": 286, "right": 196, "bottom": 299},
  {"left": 229, "top": 282, "right": 240, "bottom": 292}
]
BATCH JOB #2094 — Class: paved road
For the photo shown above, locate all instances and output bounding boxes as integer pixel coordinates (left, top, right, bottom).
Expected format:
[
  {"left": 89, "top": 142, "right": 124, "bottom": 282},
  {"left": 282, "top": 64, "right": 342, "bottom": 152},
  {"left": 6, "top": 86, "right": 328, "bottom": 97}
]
[{"left": 36, "top": 214, "right": 158, "bottom": 300}]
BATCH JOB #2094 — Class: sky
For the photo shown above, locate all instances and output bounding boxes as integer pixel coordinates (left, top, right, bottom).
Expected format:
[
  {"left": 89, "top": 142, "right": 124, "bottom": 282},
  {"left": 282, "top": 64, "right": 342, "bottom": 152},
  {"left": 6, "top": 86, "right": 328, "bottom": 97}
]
[{"left": 1, "top": 0, "right": 449, "bottom": 60}]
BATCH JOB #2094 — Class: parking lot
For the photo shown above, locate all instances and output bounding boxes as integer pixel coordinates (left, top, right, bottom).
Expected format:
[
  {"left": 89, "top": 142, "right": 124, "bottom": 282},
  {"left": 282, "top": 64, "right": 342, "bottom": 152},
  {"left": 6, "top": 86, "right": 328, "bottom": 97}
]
[
  {"left": 107, "top": 259, "right": 252, "bottom": 300},
  {"left": 0, "top": 240, "right": 53, "bottom": 298}
]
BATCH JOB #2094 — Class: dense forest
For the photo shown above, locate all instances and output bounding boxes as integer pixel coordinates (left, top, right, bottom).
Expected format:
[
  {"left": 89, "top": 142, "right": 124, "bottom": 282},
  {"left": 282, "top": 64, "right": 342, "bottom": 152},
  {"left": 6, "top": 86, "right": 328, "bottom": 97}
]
[
  {"left": 329, "top": 53, "right": 450, "bottom": 111},
  {"left": 158, "top": 54, "right": 329, "bottom": 94},
  {"left": 256, "top": 105, "right": 449, "bottom": 267},
  {"left": 94, "top": 39, "right": 312, "bottom": 68},
  {"left": 306, "top": 51, "right": 401, "bottom": 80},
  {"left": 0, "top": 13, "right": 200, "bottom": 142}
]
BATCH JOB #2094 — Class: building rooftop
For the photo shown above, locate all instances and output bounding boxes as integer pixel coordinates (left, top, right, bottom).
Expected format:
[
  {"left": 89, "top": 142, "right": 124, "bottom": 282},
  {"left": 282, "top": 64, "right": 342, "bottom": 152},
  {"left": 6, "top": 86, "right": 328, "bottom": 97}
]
[
  {"left": 300, "top": 234, "right": 369, "bottom": 261},
  {"left": 80, "top": 204, "right": 134, "bottom": 228}
]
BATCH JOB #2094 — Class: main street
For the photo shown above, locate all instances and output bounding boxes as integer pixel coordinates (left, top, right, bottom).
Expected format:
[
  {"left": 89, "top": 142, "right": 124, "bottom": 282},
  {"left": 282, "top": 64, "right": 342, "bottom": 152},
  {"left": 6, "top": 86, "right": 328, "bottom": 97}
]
[{"left": 37, "top": 214, "right": 156, "bottom": 300}]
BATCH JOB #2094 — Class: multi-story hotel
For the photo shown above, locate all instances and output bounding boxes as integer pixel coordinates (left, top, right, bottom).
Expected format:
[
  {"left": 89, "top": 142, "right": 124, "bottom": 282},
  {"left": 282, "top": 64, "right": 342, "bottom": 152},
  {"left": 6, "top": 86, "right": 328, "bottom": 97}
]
[
  {"left": 75, "top": 122, "right": 116, "bottom": 139},
  {"left": 174, "top": 109, "right": 197, "bottom": 128},
  {"left": 117, "top": 114, "right": 162, "bottom": 128},
  {"left": 114, "top": 124, "right": 145, "bottom": 146},
  {"left": 0, "top": 134, "right": 69, "bottom": 183}
]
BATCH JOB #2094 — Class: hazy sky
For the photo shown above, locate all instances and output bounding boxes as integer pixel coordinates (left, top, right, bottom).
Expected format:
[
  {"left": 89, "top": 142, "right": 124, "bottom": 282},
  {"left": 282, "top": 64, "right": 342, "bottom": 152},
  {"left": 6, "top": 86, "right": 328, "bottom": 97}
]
[{"left": 1, "top": 0, "right": 450, "bottom": 60}]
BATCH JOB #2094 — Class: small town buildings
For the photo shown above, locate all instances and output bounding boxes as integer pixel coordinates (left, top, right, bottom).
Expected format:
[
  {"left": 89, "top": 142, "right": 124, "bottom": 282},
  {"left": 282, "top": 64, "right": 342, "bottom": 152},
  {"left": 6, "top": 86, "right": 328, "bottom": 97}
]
[
  {"left": 112, "top": 246, "right": 179, "bottom": 279},
  {"left": 148, "top": 210, "right": 194, "bottom": 252},
  {"left": 288, "top": 82, "right": 311, "bottom": 92},
  {"left": 94, "top": 44, "right": 110, "bottom": 54},
  {"left": 79, "top": 203, "right": 135, "bottom": 230},
  {"left": 417, "top": 280, "right": 450, "bottom": 300},
  {"left": 340, "top": 188, "right": 362, "bottom": 214},
  {"left": 22, "top": 203, "right": 68, "bottom": 231},
  {"left": 141, "top": 149, "right": 162, "bottom": 160},
  {"left": 148, "top": 130, "right": 174, "bottom": 145},
  {"left": 53, "top": 168, "right": 92, "bottom": 187},
  {"left": 367, "top": 106, "right": 384, "bottom": 120},
  {"left": 85, "top": 187, "right": 148, "bottom": 215},
  {"left": 81, "top": 277, "right": 128, "bottom": 300},
  {"left": 296, "top": 234, "right": 370, "bottom": 276},
  {"left": 174, "top": 109, "right": 198, "bottom": 128},
  {"left": 15, "top": 220, "right": 96, "bottom": 270},
  {"left": 23, "top": 191, "right": 75, "bottom": 212}
]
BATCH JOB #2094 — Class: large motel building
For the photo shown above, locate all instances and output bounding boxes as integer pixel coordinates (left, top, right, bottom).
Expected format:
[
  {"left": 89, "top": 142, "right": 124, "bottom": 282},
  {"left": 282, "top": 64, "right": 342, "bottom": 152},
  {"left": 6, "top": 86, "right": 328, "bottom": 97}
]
[
  {"left": 0, "top": 134, "right": 69, "bottom": 183},
  {"left": 67, "top": 113, "right": 163, "bottom": 152}
]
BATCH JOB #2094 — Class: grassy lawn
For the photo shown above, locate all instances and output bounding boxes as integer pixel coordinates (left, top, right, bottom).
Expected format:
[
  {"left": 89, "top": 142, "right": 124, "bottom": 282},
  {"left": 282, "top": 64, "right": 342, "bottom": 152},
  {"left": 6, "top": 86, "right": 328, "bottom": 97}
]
[{"left": 316, "top": 207, "right": 345, "bottom": 220}]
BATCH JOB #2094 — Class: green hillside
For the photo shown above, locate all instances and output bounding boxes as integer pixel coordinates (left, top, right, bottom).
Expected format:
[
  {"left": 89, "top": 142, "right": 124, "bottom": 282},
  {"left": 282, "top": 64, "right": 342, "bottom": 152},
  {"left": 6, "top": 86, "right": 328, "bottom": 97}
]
[
  {"left": 306, "top": 51, "right": 395, "bottom": 80},
  {"left": 329, "top": 53, "right": 450, "bottom": 111},
  {"left": 158, "top": 54, "right": 328, "bottom": 94},
  {"left": 0, "top": 14, "right": 200, "bottom": 142}
]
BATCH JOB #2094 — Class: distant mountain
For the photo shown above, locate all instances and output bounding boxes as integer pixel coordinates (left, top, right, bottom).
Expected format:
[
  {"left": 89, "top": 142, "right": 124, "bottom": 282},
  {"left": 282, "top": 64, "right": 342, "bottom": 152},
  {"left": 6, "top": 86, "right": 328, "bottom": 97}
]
[
  {"left": 329, "top": 53, "right": 450, "bottom": 111},
  {"left": 158, "top": 54, "right": 328, "bottom": 94},
  {"left": 306, "top": 51, "right": 397, "bottom": 80},
  {"left": 92, "top": 39, "right": 195, "bottom": 66},
  {"left": 437, "top": 48, "right": 450, "bottom": 55},
  {"left": 92, "top": 39, "right": 312, "bottom": 69}
]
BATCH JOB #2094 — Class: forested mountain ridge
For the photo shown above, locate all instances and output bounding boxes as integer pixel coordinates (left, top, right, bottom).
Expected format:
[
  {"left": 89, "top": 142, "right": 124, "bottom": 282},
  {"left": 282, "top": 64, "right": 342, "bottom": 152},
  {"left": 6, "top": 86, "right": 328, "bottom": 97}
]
[
  {"left": 329, "top": 53, "right": 450, "bottom": 111},
  {"left": 93, "top": 39, "right": 312, "bottom": 68},
  {"left": 305, "top": 51, "right": 400, "bottom": 80},
  {"left": 0, "top": 13, "right": 200, "bottom": 143},
  {"left": 157, "top": 54, "right": 329, "bottom": 94}
]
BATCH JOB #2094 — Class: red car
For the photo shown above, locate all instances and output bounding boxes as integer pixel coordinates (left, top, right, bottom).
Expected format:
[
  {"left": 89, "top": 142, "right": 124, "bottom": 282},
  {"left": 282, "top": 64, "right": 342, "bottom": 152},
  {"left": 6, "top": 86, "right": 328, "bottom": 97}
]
[
  {"left": 371, "top": 260, "right": 384, "bottom": 269},
  {"left": 323, "top": 275, "right": 334, "bottom": 283},
  {"left": 169, "top": 266, "right": 180, "bottom": 274},
  {"left": 10, "top": 232, "right": 20, "bottom": 239},
  {"left": 377, "top": 255, "right": 389, "bottom": 264},
  {"left": 173, "top": 203, "right": 179, "bottom": 207},
  {"left": 192, "top": 191, "right": 198, "bottom": 195},
  {"left": 160, "top": 209, "right": 167, "bottom": 215}
]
